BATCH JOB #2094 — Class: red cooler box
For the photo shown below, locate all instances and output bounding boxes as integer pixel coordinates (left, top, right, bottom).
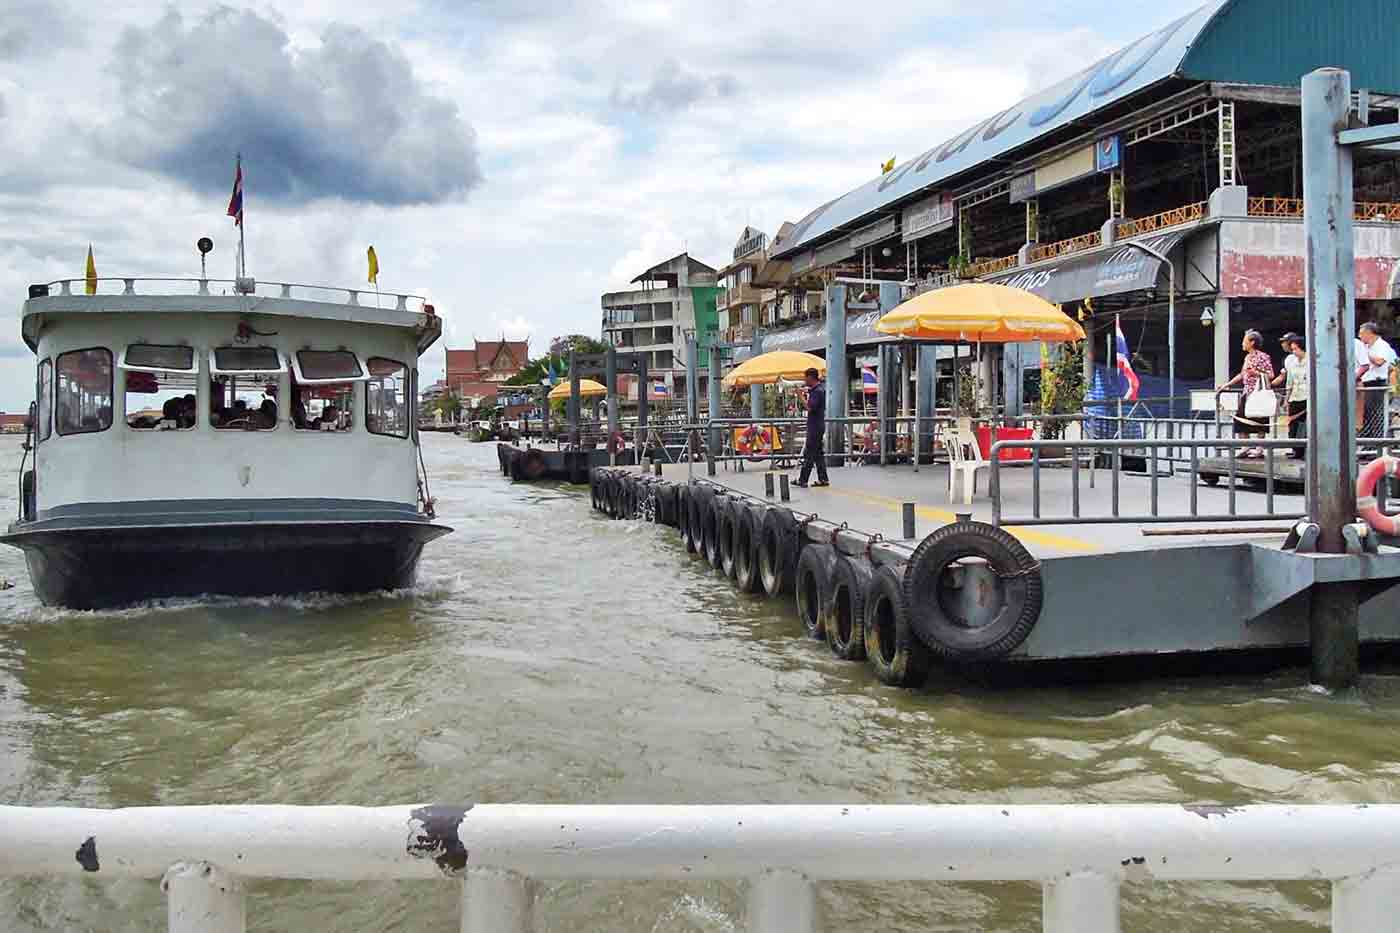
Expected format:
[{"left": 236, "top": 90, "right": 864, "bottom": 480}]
[{"left": 975, "top": 426, "right": 1034, "bottom": 461}]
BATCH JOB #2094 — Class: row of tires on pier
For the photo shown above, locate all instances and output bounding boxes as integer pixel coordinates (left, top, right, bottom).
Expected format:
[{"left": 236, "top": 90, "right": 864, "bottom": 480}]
[
  {"left": 498, "top": 444, "right": 548, "bottom": 482},
  {"left": 588, "top": 468, "right": 1046, "bottom": 684}
]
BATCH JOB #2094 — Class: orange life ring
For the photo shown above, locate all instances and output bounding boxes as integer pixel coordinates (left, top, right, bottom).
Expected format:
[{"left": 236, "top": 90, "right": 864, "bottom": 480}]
[{"left": 1357, "top": 456, "right": 1400, "bottom": 535}]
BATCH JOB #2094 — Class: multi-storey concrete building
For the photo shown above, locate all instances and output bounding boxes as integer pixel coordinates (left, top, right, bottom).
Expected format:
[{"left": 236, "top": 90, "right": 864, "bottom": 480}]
[{"left": 601, "top": 253, "right": 720, "bottom": 405}]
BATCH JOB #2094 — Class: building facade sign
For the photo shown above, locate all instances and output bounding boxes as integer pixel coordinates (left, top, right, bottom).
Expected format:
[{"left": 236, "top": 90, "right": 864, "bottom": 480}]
[
  {"left": 1035, "top": 145, "right": 1096, "bottom": 195},
  {"left": 1009, "top": 172, "right": 1037, "bottom": 205},
  {"left": 850, "top": 217, "right": 898, "bottom": 251},
  {"left": 902, "top": 193, "right": 955, "bottom": 242},
  {"left": 734, "top": 231, "right": 768, "bottom": 261},
  {"left": 1096, "top": 135, "right": 1122, "bottom": 172}
]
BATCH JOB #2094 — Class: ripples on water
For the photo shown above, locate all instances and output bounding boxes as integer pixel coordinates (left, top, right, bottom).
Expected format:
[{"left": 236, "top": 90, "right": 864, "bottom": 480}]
[{"left": 1, "top": 436, "right": 1398, "bottom": 930}]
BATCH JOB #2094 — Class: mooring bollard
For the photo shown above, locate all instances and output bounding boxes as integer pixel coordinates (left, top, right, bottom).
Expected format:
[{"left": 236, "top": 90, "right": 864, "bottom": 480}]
[
  {"left": 779, "top": 474, "right": 791, "bottom": 502},
  {"left": 653, "top": 460, "right": 662, "bottom": 477},
  {"left": 902, "top": 502, "right": 916, "bottom": 539},
  {"left": 956, "top": 512, "right": 972, "bottom": 524},
  {"left": 764, "top": 473, "right": 775, "bottom": 498}
]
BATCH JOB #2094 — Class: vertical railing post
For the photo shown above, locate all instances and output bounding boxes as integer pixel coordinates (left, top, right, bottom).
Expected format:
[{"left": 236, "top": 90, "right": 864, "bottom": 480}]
[
  {"left": 461, "top": 868, "right": 532, "bottom": 933},
  {"left": 162, "top": 862, "right": 245, "bottom": 933},
  {"left": 1043, "top": 873, "right": 1120, "bottom": 933},
  {"left": 1333, "top": 872, "right": 1400, "bottom": 933},
  {"left": 748, "top": 869, "right": 816, "bottom": 933}
]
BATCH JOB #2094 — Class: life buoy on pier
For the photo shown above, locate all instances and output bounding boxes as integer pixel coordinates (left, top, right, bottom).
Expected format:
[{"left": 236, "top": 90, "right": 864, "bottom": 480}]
[{"left": 1357, "top": 456, "right": 1400, "bottom": 536}]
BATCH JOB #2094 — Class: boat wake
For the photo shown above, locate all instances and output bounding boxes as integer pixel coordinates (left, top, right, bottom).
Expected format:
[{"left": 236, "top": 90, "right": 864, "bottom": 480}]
[{"left": 4, "top": 572, "right": 464, "bottom": 624}]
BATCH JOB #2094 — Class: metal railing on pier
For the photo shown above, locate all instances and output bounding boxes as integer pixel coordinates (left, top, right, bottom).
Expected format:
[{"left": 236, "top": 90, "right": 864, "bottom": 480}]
[{"left": 4, "top": 803, "right": 1400, "bottom": 933}]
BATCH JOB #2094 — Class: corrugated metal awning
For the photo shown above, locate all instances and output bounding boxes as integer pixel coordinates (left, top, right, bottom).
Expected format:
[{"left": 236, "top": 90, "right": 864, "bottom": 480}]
[{"left": 985, "top": 230, "right": 1191, "bottom": 305}]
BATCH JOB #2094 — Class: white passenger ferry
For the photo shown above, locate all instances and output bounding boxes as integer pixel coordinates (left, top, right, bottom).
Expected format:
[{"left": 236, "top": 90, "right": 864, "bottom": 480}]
[{"left": 3, "top": 275, "right": 451, "bottom": 608}]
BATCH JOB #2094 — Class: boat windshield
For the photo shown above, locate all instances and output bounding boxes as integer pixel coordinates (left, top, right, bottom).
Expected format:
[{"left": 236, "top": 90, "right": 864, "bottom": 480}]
[
  {"left": 366, "top": 358, "right": 409, "bottom": 438},
  {"left": 292, "top": 351, "right": 360, "bottom": 432},
  {"left": 124, "top": 344, "right": 197, "bottom": 430},
  {"left": 209, "top": 347, "right": 282, "bottom": 431},
  {"left": 55, "top": 348, "right": 112, "bottom": 435}
]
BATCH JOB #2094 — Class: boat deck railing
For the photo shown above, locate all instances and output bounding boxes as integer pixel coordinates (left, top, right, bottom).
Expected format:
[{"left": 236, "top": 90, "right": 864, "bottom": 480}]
[
  {"left": 30, "top": 277, "right": 428, "bottom": 312},
  {"left": 2, "top": 803, "right": 1397, "bottom": 932}
]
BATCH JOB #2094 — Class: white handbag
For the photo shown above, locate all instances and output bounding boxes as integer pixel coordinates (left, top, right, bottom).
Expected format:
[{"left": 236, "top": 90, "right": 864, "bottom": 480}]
[{"left": 1244, "top": 374, "right": 1278, "bottom": 419}]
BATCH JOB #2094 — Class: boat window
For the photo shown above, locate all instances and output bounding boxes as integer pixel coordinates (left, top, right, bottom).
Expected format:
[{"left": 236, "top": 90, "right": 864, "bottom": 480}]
[
  {"left": 294, "top": 350, "right": 364, "bottom": 382},
  {"left": 55, "top": 348, "right": 113, "bottom": 435},
  {"left": 292, "top": 377, "right": 353, "bottom": 432},
  {"left": 35, "top": 359, "right": 52, "bottom": 441},
  {"left": 212, "top": 346, "right": 284, "bottom": 374},
  {"left": 366, "top": 358, "right": 409, "bottom": 438},
  {"left": 211, "top": 377, "right": 279, "bottom": 430},
  {"left": 121, "top": 344, "right": 196, "bottom": 373},
  {"left": 126, "top": 370, "right": 198, "bottom": 430}
]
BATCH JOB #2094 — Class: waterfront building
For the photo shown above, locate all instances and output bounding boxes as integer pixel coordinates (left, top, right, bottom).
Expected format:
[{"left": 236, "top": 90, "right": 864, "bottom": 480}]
[
  {"left": 601, "top": 253, "right": 720, "bottom": 408},
  {"left": 754, "top": 0, "right": 1400, "bottom": 415}
]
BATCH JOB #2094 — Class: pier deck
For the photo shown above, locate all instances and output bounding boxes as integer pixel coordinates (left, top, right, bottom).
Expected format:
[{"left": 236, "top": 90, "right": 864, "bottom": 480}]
[
  {"left": 611, "top": 459, "right": 1400, "bottom": 663},
  {"left": 648, "top": 460, "right": 1311, "bottom": 560}
]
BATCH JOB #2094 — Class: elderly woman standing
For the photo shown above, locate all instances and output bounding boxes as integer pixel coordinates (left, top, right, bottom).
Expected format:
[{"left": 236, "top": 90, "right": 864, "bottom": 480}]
[{"left": 1217, "top": 329, "right": 1275, "bottom": 457}]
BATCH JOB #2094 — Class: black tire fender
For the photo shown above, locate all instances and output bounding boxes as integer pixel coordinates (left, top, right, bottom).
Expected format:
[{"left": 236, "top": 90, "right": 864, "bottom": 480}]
[
  {"left": 733, "top": 504, "right": 763, "bottom": 594},
  {"left": 827, "top": 556, "right": 874, "bottom": 661},
  {"left": 688, "top": 484, "right": 707, "bottom": 550},
  {"left": 699, "top": 490, "right": 722, "bottom": 569},
  {"left": 865, "top": 563, "right": 932, "bottom": 687},
  {"left": 759, "top": 507, "right": 801, "bottom": 598},
  {"left": 590, "top": 469, "right": 604, "bottom": 512},
  {"left": 520, "top": 448, "right": 547, "bottom": 481},
  {"left": 903, "top": 521, "right": 1043, "bottom": 663},
  {"left": 717, "top": 498, "right": 739, "bottom": 579},
  {"left": 678, "top": 486, "right": 696, "bottom": 553},
  {"left": 795, "top": 543, "right": 837, "bottom": 640}
]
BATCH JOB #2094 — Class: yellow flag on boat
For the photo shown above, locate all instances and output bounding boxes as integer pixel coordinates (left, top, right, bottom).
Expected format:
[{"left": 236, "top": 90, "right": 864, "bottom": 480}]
[
  {"left": 367, "top": 245, "right": 379, "bottom": 285},
  {"left": 84, "top": 245, "right": 97, "bottom": 295},
  {"left": 881, "top": 157, "right": 896, "bottom": 174}
]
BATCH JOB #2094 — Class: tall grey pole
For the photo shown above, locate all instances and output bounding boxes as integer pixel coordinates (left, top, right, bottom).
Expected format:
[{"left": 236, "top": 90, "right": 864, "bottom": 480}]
[
  {"left": 568, "top": 349, "right": 581, "bottom": 448},
  {"left": 686, "top": 332, "right": 699, "bottom": 426},
  {"left": 707, "top": 337, "right": 722, "bottom": 458},
  {"left": 605, "top": 346, "right": 618, "bottom": 465},
  {"left": 749, "top": 332, "right": 764, "bottom": 421},
  {"left": 825, "top": 285, "right": 848, "bottom": 466},
  {"left": 1303, "top": 66, "right": 1359, "bottom": 688},
  {"left": 917, "top": 344, "right": 937, "bottom": 467}
]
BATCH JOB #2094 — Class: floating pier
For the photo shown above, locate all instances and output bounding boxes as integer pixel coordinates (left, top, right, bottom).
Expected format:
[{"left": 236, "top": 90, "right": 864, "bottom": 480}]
[{"left": 583, "top": 458, "right": 1400, "bottom": 685}]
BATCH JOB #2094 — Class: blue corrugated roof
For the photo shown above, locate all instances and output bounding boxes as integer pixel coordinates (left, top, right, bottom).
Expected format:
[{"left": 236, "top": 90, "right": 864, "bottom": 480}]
[{"left": 773, "top": 1, "right": 1229, "bottom": 260}]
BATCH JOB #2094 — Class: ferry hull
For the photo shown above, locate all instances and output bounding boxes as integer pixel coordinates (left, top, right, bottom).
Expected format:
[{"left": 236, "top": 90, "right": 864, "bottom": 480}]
[{"left": 1, "top": 521, "right": 451, "bottom": 610}]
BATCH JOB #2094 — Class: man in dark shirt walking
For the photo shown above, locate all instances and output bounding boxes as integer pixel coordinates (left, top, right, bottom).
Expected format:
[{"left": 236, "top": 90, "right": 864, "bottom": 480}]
[{"left": 795, "top": 367, "right": 829, "bottom": 487}]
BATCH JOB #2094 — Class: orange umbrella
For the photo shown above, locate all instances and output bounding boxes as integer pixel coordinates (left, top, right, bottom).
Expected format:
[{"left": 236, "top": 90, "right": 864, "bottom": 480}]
[{"left": 876, "top": 283, "right": 1085, "bottom": 343}]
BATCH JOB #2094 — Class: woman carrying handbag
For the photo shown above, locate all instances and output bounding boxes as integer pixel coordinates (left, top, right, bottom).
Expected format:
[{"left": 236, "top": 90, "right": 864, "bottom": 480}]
[{"left": 1217, "top": 329, "right": 1276, "bottom": 458}]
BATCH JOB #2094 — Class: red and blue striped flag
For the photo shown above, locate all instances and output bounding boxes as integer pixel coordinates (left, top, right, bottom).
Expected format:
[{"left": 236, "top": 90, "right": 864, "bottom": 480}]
[
  {"left": 1115, "top": 319, "right": 1140, "bottom": 401},
  {"left": 226, "top": 157, "right": 243, "bottom": 227},
  {"left": 861, "top": 365, "right": 878, "bottom": 394}
]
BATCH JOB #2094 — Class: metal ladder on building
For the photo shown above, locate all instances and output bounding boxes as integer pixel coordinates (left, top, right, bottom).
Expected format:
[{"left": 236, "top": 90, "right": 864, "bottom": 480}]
[{"left": 1218, "top": 101, "right": 1237, "bottom": 188}]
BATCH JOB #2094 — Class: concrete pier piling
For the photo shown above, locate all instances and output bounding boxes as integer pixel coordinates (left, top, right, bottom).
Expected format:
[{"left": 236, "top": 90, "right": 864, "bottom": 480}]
[{"left": 1302, "top": 66, "right": 1361, "bottom": 689}]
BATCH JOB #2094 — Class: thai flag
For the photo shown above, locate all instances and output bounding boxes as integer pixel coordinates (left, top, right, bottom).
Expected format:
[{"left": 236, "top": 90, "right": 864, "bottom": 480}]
[
  {"left": 226, "top": 158, "right": 243, "bottom": 227},
  {"left": 861, "top": 365, "right": 878, "bottom": 394},
  {"left": 1115, "top": 319, "right": 1140, "bottom": 401}
]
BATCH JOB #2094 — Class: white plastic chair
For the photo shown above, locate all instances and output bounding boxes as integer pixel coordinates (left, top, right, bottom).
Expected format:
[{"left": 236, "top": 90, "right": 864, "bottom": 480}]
[{"left": 945, "top": 419, "right": 989, "bottom": 505}]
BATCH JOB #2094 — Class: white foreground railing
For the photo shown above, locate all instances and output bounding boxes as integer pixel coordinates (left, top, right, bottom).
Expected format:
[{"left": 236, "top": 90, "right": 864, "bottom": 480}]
[{"left": 3, "top": 804, "right": 1400, "bottom": 932}]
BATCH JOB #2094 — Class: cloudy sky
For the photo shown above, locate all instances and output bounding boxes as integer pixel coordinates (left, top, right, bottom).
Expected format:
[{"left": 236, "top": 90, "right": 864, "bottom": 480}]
[{"left": 0, "top": 0, "right": 1200, "bottom": 411}]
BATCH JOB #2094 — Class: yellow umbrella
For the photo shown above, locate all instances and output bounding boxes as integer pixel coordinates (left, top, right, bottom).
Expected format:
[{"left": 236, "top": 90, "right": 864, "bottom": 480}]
[
  {"left": 722, "top": 350, "right": 827, "bottom": 389},
  {"left": 875, "top": 283, "right": 1085, "bottom": 343},
  {"left": 547, "top": 378, "right": 608, "bottom": 400}
]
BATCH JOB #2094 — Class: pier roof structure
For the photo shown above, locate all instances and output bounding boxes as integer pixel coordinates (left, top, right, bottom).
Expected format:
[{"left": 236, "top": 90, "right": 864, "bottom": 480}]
[{"left": 772, "top": 0, "right": 1400, "bottom": 266}]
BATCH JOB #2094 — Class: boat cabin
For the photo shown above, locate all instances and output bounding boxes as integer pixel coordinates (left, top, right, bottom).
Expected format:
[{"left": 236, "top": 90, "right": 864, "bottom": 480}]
[{"left": 18, "top": 278, "right": 441, "bottom": 519}]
